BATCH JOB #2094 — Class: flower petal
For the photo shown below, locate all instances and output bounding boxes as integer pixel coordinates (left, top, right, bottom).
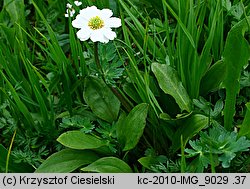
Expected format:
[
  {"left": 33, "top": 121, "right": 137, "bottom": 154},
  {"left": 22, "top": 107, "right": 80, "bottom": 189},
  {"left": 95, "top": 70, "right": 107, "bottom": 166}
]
[
  {"left": 74, "top": 1, "right": 82, "bottom": 6},
  {"left": 65, "top": 9, "right": 75, "bottom": 18},
  {"left": 103, "top": 28, "right": 117, "bottom": 40},
  {"left": 76, "top": 27, "right": 91, "bottom": 41},
  {"left": 72, "top": 15, "right": 88, "bottom": 28},
  {"left": 66, "top": 3, "right": 72, "bottom": 8},
  {"left": 90, "top": 29, "right": 109, "bottom": 43},
  {"left": 79, "top": 6, "right": 100, "bottom": 20},
  {"left": 105, "top": 17, "right": 121, "bottom": 28},
  {"left": 99, "top": 9, "right": 113, "bottom": 20}
]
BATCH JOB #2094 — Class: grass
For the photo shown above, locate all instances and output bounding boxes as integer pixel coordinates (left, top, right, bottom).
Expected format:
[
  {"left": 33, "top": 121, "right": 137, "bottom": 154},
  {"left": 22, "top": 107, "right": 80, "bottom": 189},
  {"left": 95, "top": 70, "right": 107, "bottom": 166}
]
[{"left": 0, "top": 0, "right": 250, "bottom": 173}]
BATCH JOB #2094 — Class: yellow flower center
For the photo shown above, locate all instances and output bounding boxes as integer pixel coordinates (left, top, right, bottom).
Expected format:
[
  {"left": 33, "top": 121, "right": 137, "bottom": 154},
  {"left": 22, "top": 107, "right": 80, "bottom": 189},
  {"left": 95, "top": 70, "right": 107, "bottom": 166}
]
[{"left": 88, "top": 16, "right": 104, "bottom": 30}]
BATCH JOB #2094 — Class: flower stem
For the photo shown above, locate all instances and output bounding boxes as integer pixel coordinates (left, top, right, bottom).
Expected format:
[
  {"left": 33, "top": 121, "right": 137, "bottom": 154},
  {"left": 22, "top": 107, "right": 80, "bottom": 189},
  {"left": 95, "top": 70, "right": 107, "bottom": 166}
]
[
  {"left": 93, "top": 42, "right": 132, "bottom": 112},
  {"left": 94, "top": 43, "right": 103, "bottom": 73}
]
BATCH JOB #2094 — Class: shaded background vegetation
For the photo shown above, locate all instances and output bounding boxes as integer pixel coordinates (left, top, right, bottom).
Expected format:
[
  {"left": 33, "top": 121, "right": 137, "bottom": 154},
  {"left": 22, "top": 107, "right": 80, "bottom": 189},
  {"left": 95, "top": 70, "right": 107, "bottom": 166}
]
[{"left": 0, "top": 0, "right": 250, "bottom": 173}]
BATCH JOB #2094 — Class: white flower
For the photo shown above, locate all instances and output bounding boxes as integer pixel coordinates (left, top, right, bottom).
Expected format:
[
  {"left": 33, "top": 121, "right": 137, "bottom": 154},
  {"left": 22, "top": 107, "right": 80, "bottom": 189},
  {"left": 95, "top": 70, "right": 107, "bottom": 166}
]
[
  {"left": 66, "top": 3, "right": 72, "bottom": 9},
  {"left": 65, "top": 1, "right": 81, "bottom": 18},
  {"left": 65, "top": 3, "right": 75, "bottom": 17},
  {"left": 65, "top": 8, "right": 75, "bottom": 17},
  {"left": 72, "top": 6, "right": 121, "bottom": 43},
  {"left": 74, "top": 1, "right": 82, "bottom": 6}
]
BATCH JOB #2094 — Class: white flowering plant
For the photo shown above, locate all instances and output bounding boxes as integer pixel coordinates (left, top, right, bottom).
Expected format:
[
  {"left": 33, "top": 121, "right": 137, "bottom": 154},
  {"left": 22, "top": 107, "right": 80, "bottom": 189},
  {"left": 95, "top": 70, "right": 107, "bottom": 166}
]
[
  {"left": 71, "top": 6, "right": 121, "bottom": 43},
  {"left": 65, "top": 2, "right": 128, "bottom": 110}
]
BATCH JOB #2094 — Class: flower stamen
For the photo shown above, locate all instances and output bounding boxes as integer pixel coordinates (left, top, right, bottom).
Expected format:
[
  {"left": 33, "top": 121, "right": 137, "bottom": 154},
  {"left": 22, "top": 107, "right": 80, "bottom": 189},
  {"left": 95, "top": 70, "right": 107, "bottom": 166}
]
[{"left": 88, "top": 16, "right": 104, "bottom": 30}]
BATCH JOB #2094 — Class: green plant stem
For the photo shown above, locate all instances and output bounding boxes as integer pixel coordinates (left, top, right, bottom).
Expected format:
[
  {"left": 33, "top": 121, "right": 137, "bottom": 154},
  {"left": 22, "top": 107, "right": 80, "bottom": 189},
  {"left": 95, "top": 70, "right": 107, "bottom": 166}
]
[
  {"left": 180, "top": 135, "right": 186, "bottom": 173},
  {"left": 94, "top": 43, "right": 103, "bottom": 73},
  {"left": 93, "top": 42, "right": 132, "bottom": 112},
  {"left": 6, "top": 130, "right": 16, "bottom": 173}
]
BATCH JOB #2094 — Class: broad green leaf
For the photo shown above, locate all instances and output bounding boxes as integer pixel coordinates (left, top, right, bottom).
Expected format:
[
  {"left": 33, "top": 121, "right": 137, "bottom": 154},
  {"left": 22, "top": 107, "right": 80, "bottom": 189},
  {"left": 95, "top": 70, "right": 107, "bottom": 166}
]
[
  {"left": 117, "top": 103, "right": 149, "bottom": 151},
  {"left": 138, "top": 157, "right": 152, "bottom": 168},
  {"left": 4, "top": 0, "right": 25, "bottom": 25},
  {"left": 83, "top": 76, "right": 120, "bottom": 123},
  {"left": 81, "top": 157, "right": 132, "bottom": 173},
  {"left": 138, "top": 155, "right": 167, "bottom": 171},
  {"left": 239, "top": 102, "right": 250, "bottom": 139},
  {"left": 223, "top": 17, "right": 250, "bottom": 130},
  {"left": 151, "top": 63, "right": 192, "bottom": 112},
  {"left": 0, "top": 25, "right": 15, "bottom": 47},
  {"left": 172, "top": 114, "right": 209, "bottom": 152},
  {"left": 0, "top": 144, "right": 34, "bottom": 173},
  {"left": 200, "top": 60, "right": 226, "bottom": 95},
  {"left": 138, "top": 157, "right": 158, "bottom": 170},
  {"left": 57, "top": 131, "right": 107, "bottom": 150},
  {"left": 35, "top": 149, "right": 99, "bottom": 173},
  {"left": 4, "top": 0, "right": 26, "bottom": 50}
]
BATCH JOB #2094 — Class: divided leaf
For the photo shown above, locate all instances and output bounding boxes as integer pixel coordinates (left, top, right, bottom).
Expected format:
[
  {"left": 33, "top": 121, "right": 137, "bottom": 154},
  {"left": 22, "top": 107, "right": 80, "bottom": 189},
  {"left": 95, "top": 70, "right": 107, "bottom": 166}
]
[{"left": 185, "top": 125, "right": 250, "bottom": 169}]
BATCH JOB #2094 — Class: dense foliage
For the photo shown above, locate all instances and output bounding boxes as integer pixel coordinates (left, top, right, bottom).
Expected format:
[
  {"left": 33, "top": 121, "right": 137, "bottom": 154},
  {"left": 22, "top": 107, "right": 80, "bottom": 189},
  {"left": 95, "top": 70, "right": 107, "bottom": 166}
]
[{"left": 0, "top": 0, "right": 250, "bottom": 173}]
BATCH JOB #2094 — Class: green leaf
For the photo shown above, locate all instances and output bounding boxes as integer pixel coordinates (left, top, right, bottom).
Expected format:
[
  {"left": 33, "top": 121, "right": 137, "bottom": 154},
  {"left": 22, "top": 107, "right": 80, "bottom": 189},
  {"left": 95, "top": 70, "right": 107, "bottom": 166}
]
[
  {"left": 57, "top": 131, "right": 107, "bottom": 150},
  {"left": 223, "top": 17, "right": 250, "bottom": 130},
  {"left": 83, "top": 76, "right": 120, "bottom": 123},
  {"left": 200, "top": 60, "right": 226, "bottom": 95},
  {"left": 60, "top": 115, "right": 95, "bottom": 133},
  {"left": 172, "top": 114, "right": 209, "bottom": 152},
  {"left": 0, "top": 25, "right": 15, "bottom": 47},
  {"left": 138, "top": 156, "right": 166, "bottom": 170},
  {"left": 222, "top": 0, "right": 231, "bottom": 11},
  {"left": 123, "top": 83, "right": 142, "bottom": 104},
  {"left": 218, "top": 132, "right": 250, "bottom": 168},
  {"left": 230, "top": 3, "right": 244, "bottom": 20},
  {"left": 4, "top": 0, "right": 25, "bottom": 25},
  {"left": 138, "top": 157, "right": 157, "bottom": 170},
  {"left": 187, "top": 156, "right": 208, "bottom": 173},
  {"left": 186, "top": 125, "right": 250, "bottom": 169},
  {"left": 162, "top": 0, "right": 196, "bottom": 49},
  {"left": 160, "top": 112, "right": 192, "bottom": 121},
  {"left": 117, "top": 103, "right": 149, "bottom": 151},
  {"left": 35, "top": 149, "right": 99, "bottom": 173},
  {"left": 0, "top": 144, "right": 34, "bottom": 173},
  {"left": 239, "top": 102, "right": 250, "bottom": 139},
  {"left": 151, "top": 63, "right": 192, "bottom": 112},
  {"left": 0, "top": 71, "right": 36, "bottom": 132},
  {"left": 81, "top": 157, "right": 132, "bottom": 173},
  {"left": 118, "top": 0, "right": 165, "bottom": 60}
]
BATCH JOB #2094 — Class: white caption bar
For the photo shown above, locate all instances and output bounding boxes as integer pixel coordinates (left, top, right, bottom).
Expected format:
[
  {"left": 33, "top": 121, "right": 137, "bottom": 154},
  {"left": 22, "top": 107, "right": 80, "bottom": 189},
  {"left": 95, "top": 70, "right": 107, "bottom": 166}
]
[{"left": 0, "top": 173, "right": 249, "bottom": 189}]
